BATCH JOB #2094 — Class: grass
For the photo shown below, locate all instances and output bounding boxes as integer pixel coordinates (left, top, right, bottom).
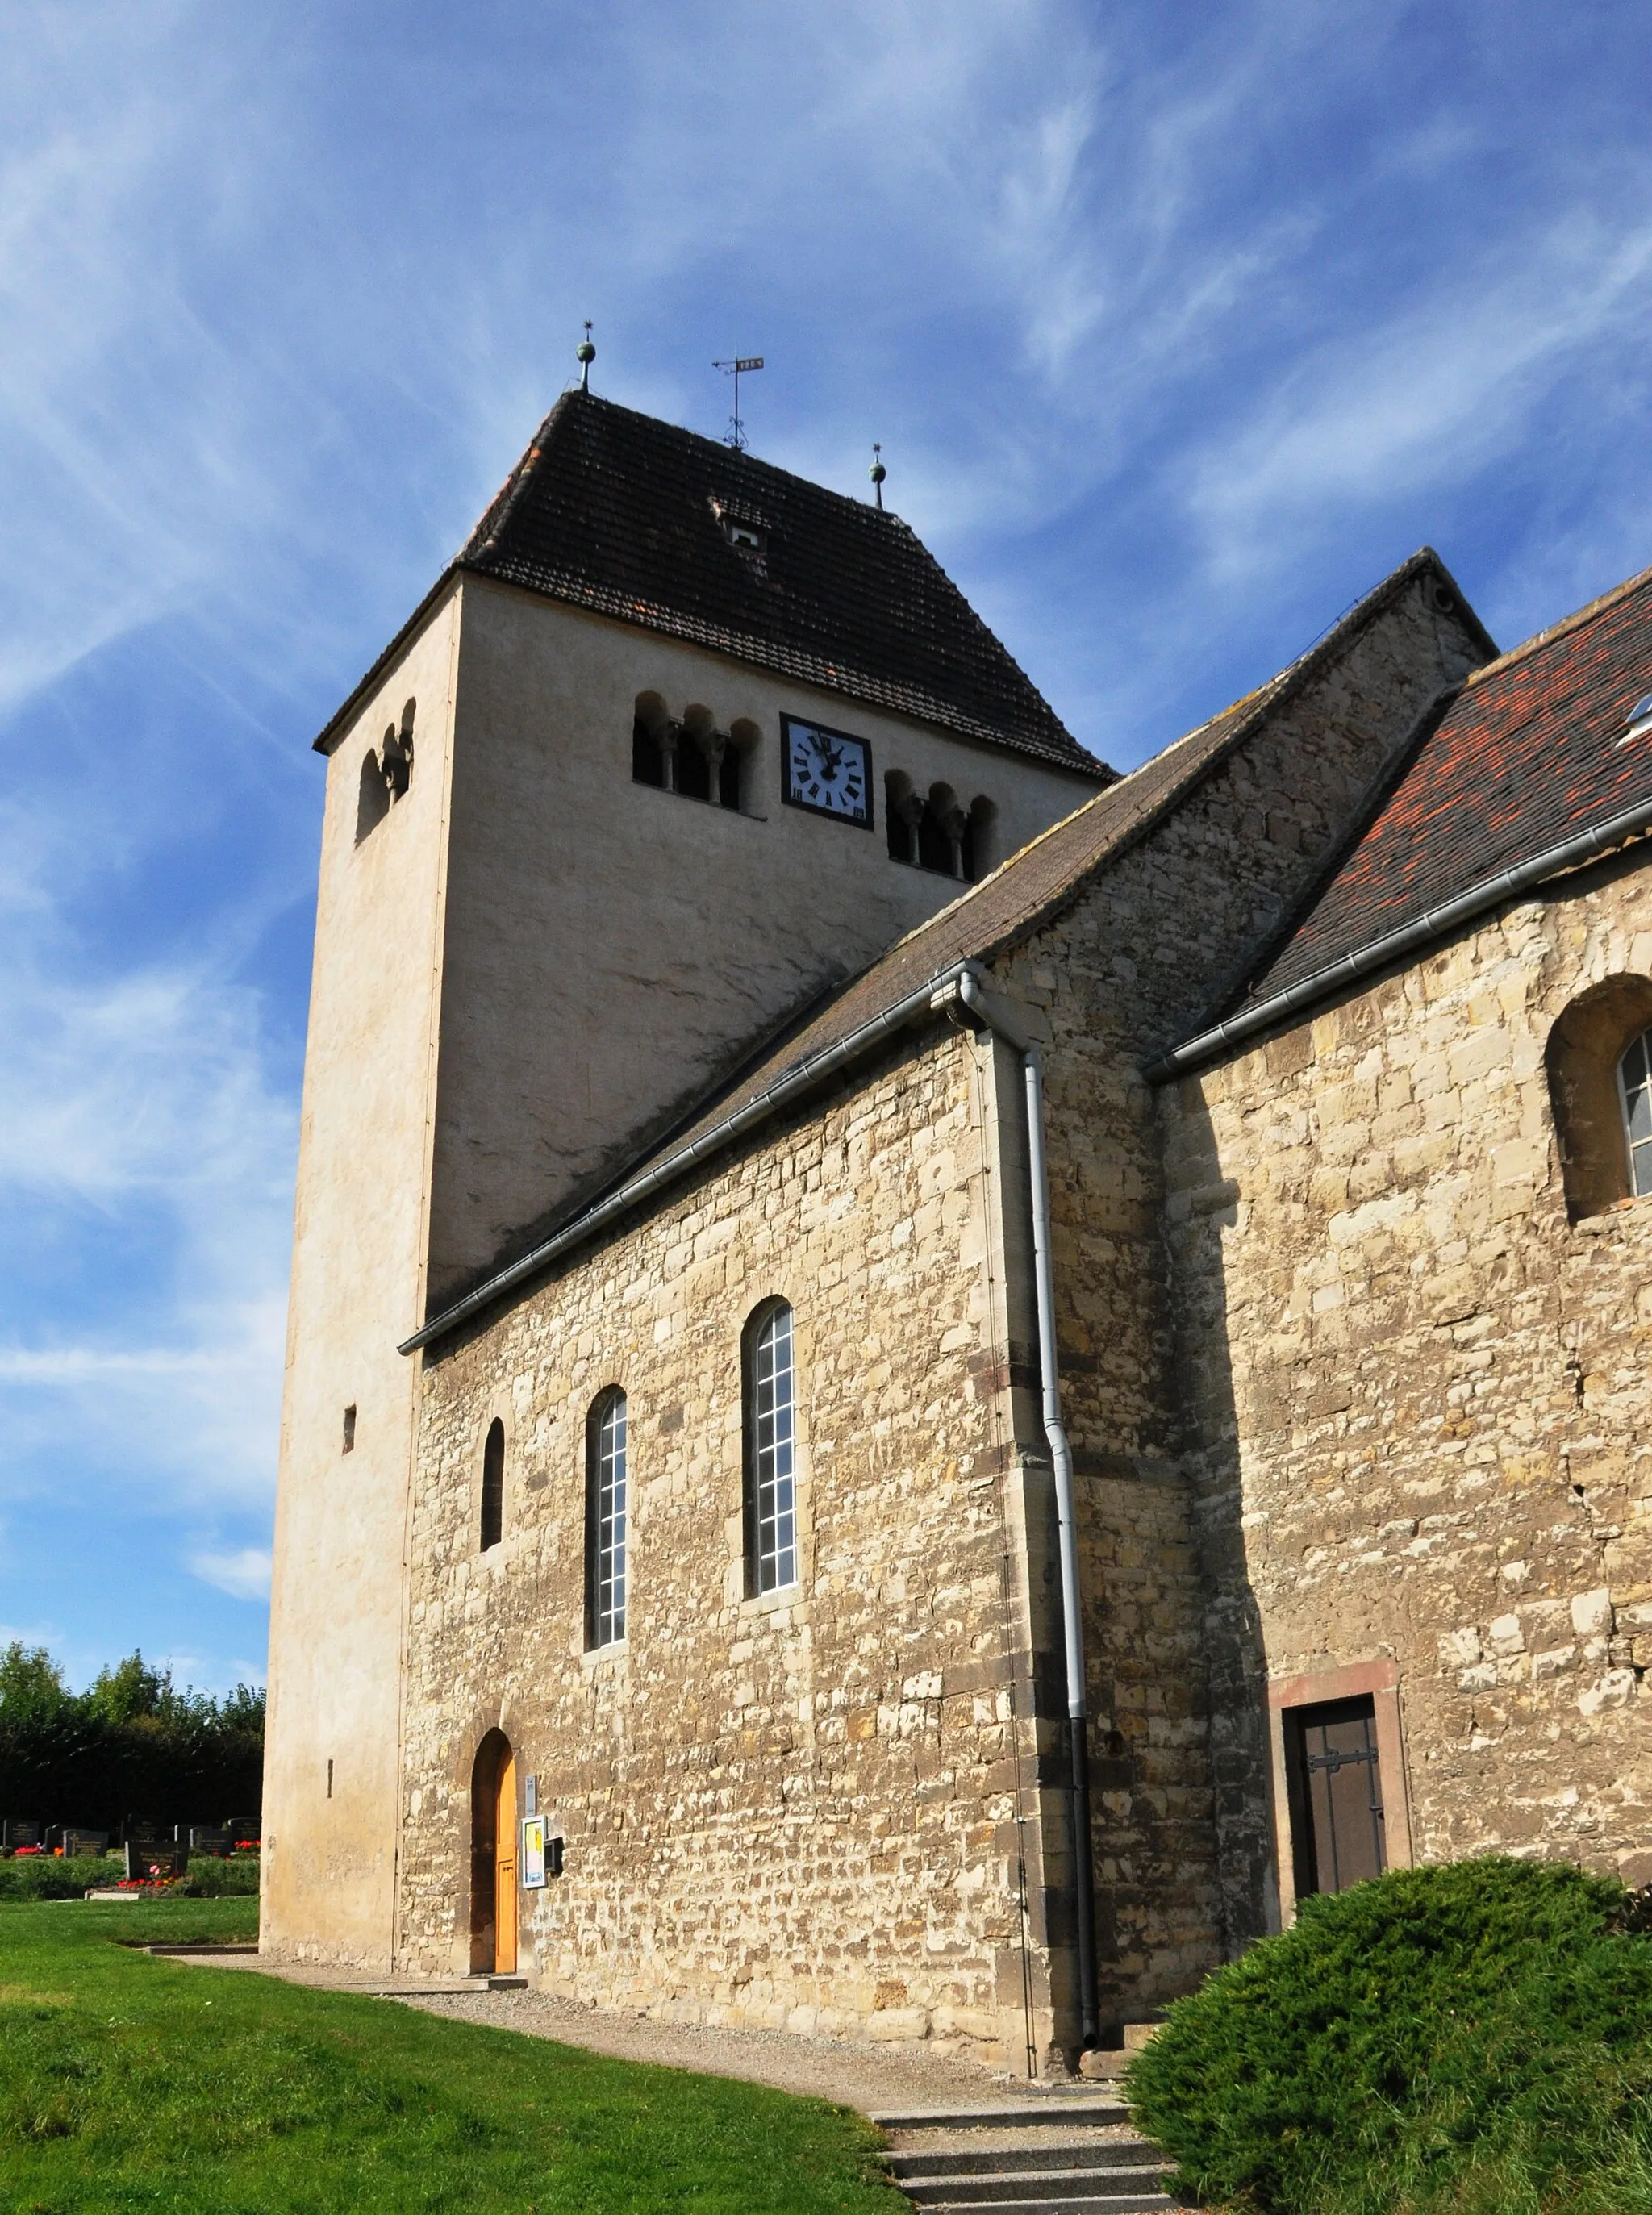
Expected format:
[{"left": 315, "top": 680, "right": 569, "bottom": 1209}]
[{"left": 0, "top": 1897, "right": 906, "bottom": 2213}]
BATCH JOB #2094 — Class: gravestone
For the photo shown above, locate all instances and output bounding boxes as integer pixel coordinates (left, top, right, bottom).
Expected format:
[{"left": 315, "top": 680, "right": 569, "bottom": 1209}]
[
  {"left": 187, "top": 1826, "right": 233, "bottom": 1858},
  {"left": 44, "top": 1825, "right": 65, "bottom": 1852},
  {"left": 63, "top": 1829, "right": 110, "bottom": 1857},
  {"left": 2, "top": 1821, "right": 41, "bottom": 1850},
  {"left": 125, "top": 1837, "right": 188, "bottom": 1882},
  {"left": 226, "top": 1816, "right": 260, "bottom": 1847}
]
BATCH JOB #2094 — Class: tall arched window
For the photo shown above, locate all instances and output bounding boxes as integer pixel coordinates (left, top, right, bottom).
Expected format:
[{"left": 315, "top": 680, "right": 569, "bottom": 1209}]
[
  {"left": 744, "top": 1302, "right": 797, "bottom": 1596},
  {"left": 480, "top": 1419, "right": 504, "bottom": 1552},
  {"left": 1621, "top": 1029, "right": 1652, "bottom": 1196},
  {"left": 1547, "top": 977, "right": 1652, "bottom": 1217},
  {"left": 586, "top": 1389, "right": 628, "bottom": 1647}
]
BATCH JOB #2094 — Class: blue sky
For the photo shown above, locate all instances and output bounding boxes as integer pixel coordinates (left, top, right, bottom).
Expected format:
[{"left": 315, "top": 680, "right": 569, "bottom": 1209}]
[{"left": 5, "top": 0, "right": 1652, "bottom": 1694}]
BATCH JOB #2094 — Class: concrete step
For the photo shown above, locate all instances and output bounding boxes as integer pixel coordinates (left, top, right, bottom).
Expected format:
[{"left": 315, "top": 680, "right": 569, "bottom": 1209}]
[
  {"left": 869, "top": 2099, "right": 1129, "bottom": 2132},
  {"left": 886, "top": 2140, "right": 1162, "bottom": 2180},
  {"left": 898, "top": 2165, "right": 1169, "bottom": 2208}
]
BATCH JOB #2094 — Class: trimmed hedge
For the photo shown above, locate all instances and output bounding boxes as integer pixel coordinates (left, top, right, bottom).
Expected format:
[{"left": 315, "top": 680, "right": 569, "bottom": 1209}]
[
  {"left": 1126, "top": 1858, "right": 1652, "bottom": 2215},
  {"left": 0, "top": 1854, "right": 260, "bottom": 1902}
]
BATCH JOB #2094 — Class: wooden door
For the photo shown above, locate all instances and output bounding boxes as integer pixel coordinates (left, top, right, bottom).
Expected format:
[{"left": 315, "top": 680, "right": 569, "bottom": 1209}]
[
  {"left": 1286, "top": 1695, "right": 1386, "bottom": 1899},
  {"left": 493, "top": 1749, "right": 517, "bottom": 1974}
]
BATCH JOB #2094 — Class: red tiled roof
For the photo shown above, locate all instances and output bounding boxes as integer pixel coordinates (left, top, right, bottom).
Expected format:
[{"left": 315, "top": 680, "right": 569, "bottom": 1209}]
[
  {"left": 453, "top": 391, "right": 1102, "bottom": 769},
  {"left": 1246, "top": 561, "right": 1652, "bottom": 1003}
]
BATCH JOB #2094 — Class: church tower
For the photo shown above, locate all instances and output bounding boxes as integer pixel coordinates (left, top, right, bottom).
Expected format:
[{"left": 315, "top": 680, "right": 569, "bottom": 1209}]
[{"left": 261, "top": 390, "right": 1108, "bottom": 1966}]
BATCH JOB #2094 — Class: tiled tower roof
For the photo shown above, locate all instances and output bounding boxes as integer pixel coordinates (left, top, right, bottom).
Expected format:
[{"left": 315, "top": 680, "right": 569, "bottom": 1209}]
[{"left": 453, "top": 390, "right": 1102, "bottom": 769}]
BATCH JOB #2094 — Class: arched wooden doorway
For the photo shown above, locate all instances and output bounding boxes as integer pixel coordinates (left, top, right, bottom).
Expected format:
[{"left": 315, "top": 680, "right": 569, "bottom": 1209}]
[{"left": 469, "top": 1730, "right": 517, "bottom": 1975}]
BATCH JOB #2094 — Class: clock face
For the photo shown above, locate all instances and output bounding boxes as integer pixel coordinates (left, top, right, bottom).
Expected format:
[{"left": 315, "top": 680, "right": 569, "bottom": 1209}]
[{"left": 782, "top": 716, "right": 873, "bottom": 827}]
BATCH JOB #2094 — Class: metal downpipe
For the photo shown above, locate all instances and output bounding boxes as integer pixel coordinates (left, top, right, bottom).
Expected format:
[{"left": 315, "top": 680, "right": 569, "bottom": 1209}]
[
  {"left": 1023, "top": 1046, "right": 1101, "bottom": 2054},
  {"left": 957, "top": 969, "right": 1099, "bottom": 2051}
]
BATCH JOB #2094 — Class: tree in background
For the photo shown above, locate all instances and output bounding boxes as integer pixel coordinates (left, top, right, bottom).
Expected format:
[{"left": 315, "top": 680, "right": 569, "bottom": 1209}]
[{"left": 0, "top": 1643, "right": 263, "bottom": 1834}]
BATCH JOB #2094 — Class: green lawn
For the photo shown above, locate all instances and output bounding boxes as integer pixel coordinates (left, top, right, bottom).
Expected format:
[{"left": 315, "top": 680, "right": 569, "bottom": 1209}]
[{"left": 0, "top": 1898, "right": 906, "bottom": 2213}]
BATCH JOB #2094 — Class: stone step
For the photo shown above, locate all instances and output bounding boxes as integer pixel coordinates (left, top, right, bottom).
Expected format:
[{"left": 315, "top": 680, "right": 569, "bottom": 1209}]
[
  {"left": 886, "top": 2140, "right": 1162, "bottom": 2180},
  {"left": 898, "top": 2163, "right": 1170, "bottom": 2207},
  {"left": 870, "top": 2099, "right": 1129, "bottom": 2132},
  {"left": 911, "top": 2196, "right": 1171, "bottom": 2214}
]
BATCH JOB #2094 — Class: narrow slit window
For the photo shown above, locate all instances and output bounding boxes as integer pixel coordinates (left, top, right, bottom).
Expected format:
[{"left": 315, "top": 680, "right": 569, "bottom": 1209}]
[
  {"left": 745, "top": 1303, "right": 797, "bottom": 1595},
  {"left": 1619, "top": 1028, "right": 1652, "bottom": 1196},
  {"left": 480, "top": 1419, "right": 504, "bottom": 1552},
  {"left": 586, "top": 1390, "right": 628, "bottom": 1647}
]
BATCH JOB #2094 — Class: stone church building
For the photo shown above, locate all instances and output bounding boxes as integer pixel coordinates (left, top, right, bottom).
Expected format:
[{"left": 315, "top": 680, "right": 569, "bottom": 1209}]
[{"left": 264, "top": 384, "right": 1652, "bottom": 2072}]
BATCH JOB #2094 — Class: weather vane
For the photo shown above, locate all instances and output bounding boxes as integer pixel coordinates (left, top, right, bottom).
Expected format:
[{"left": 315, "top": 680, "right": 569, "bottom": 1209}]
[
  {"left": 713, "top": 354, "right": 764, "bottom": 450},
  {"left": 869, "top": 442, "right": 886, "bottom": 511},
  {"left": 577, "top": 321, "right": 595, "bottom": 393}
]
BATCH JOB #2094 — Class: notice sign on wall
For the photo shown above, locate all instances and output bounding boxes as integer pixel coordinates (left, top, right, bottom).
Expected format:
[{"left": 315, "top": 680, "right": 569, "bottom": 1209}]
[{"left": 521, "top": 1816, "right": 547, "bottom": 1889}]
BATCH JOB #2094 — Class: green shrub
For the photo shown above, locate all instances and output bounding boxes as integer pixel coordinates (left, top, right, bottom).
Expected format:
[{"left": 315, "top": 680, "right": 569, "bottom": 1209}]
[
  {"left": 0, "top": 1854, "right": 124, "bottom": 1902},
  {"left": 173, "top": 1855, "right": 260, "bottom": 1897},
  {"left": 0, "top": 1853, "right": 260, "bottom": 1902},
  {"left": 1126, "top": 1858, "right": 1652, "bottom": 2215}
]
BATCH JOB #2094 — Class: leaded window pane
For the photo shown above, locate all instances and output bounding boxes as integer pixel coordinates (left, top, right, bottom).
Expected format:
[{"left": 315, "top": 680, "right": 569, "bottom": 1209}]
[
  {"left": 752, "top": 1307, "right": 796, "bottom": 1594},
  {"left": 590, "top": 1392, "right": 627, "bottom": 1646}
]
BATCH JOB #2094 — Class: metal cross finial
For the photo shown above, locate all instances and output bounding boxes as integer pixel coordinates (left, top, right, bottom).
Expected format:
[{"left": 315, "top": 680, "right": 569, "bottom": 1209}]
[
  {"left": 577, "top": 321, "right": 595, "bottom": 392},
  {"left": 713, "top": 354, "right": 764, "bottom": 451},
  {"left": 869, "top": 441, "right": 887, "bottom": 511}
]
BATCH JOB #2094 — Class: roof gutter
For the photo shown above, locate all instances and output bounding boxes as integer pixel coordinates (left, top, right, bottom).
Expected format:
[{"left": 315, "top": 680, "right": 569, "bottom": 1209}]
[
  {"left": 1145, "top": 793, "right": 1652, "bottom": 1085},
  {"left": 399, "top": 957, "right": 984, "bottom": 1355}
]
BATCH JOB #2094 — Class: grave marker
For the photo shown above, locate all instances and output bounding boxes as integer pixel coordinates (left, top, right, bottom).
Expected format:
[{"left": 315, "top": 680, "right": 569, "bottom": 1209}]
[
  {"left": 2, "top": 1821, "right": 41, "bottom": 1850},
  {"left": 125, "top": 1837, "right": 189, "bottom": 1883},
  {"left": 64, "top": 1829, "right": 111, "bottom": 1857},
  {"left": 187, "top": 1826, "right": 233, "bottom": 1858}
]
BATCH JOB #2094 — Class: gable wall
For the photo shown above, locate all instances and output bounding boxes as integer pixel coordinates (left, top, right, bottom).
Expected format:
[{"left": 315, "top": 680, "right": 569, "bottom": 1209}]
[
  {"left": 980, "top": 571, "right": 1489, "bottom": 2011},
  {"left": 399, "top": 1024, "right": 1072, "bottom": 2067},
  {"left": 1166, "top": 853, "right": 1652, "bottom": 1947}
]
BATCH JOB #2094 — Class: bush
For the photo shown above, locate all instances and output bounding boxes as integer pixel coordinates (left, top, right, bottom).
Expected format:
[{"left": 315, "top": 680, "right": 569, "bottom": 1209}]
[
  {"left": 1126, "top": 1858, "right": 1652, "bottom": 2215},
  {"left": 173, "top": 1857, "right": 260, "bottom": 1898},
  {"left": 0, "top": 1854, "right": 124, "bottom": 1902},
  {"left": 0, "top": 1854, "right": 260, "bottom": 1902}
]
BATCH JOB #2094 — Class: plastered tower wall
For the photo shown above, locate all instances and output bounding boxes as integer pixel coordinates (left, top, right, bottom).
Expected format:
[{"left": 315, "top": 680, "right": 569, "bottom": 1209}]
[
  {"left": 263, "top": 590, "right": 460, "bottom": 1966},
  {"left": 427, "top": 577, "right": 1100, "bottom": 1305},
  {"left": 399, "top": 1026, "right": 1066, "bottom": 2067},
  {"left": 1165, "top": 853, "right": 1652, "bottom": 1946}
]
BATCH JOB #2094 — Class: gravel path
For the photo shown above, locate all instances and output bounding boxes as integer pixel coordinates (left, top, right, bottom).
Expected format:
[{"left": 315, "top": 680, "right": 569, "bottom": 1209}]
[{"left": 399, "top": 1987, "right": 1057, "bottom": 2111}]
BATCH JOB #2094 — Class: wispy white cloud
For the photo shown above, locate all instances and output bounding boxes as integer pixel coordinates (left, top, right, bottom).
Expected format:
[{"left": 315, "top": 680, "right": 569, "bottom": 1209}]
[
  {"left": 187, "top": 1548, "right": 273, "bottom": 1604},
  {"left": 1187, "top": 205, "right": 1652, "bottom": 585}
]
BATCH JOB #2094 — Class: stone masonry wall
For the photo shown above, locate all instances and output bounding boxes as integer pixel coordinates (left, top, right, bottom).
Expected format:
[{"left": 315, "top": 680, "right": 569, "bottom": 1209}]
[
  {"left": 1164, "top": 853, "right": 1652, "bottom": 1947},
  {"left": 967, "top": 567, "right": 1487, "bottom": 2008},
  {"left": 400, "top": 1030, "right": 1062, "bottom": 2067}
]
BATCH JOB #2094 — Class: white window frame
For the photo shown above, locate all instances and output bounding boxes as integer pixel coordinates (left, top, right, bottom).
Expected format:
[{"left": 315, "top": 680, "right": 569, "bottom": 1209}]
[
  {"left": 587, "top": 1391, "right": 627, "bottom": 1647},
  {"left": 747, "top": 1304, "right": 798, "bottom": 1596},
  {"left": 1618, "top": 1028, "right": 1652, "bottom": 1198}
]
